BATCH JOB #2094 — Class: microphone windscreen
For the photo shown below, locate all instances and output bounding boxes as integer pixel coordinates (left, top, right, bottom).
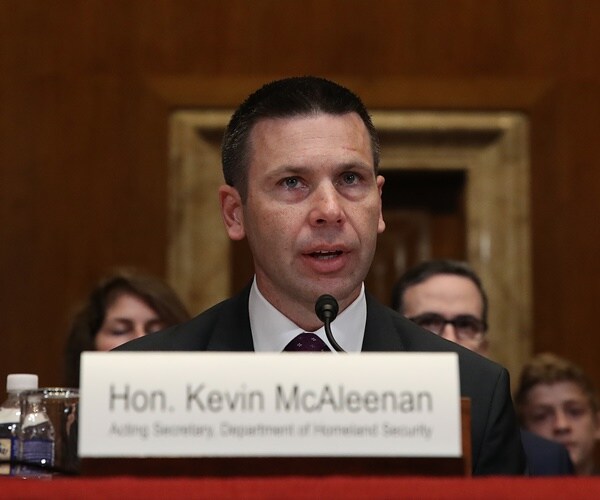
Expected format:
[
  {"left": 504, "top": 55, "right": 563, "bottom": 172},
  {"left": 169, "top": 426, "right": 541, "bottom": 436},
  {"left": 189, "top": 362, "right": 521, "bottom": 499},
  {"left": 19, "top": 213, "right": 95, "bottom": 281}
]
[{"left": 315, "top": 294, "right": 339, "bottom": 322}]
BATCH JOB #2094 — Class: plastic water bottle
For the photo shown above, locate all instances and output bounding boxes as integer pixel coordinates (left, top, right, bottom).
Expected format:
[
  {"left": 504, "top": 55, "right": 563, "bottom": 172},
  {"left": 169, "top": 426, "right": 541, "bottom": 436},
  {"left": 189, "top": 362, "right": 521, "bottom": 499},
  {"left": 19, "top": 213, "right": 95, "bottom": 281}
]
[
  {"left": 0, "top": 374, "right": 39, "bottom": 476},
  {"left": 19, "top": 390, "right": 55, "bottom": 477}
]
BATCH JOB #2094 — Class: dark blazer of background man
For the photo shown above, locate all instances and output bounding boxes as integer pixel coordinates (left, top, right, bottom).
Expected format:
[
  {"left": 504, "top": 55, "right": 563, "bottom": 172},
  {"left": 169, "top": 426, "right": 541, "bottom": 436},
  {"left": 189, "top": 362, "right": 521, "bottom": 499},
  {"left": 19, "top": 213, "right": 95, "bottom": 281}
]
[
  {"left": 117, "top": 76, "right": 525, "bottom": 476},
  {"left": 393, "top": 258, "right": 574, "bottom": 476}
]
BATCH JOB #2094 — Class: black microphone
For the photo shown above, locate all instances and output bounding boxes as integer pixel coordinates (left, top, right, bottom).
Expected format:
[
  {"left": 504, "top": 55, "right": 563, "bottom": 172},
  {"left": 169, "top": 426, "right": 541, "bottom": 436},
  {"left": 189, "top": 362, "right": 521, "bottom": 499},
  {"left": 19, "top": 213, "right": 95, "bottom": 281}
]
[{"left": 315, "top": 294, "right": 345, "bottom": 352}]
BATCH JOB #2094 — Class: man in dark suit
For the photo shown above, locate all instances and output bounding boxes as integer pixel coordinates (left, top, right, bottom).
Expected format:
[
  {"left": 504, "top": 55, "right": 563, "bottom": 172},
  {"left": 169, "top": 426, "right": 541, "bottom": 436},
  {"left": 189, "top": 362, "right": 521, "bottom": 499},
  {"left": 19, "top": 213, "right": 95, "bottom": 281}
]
[
  {"left": 393, "top": 258, "right": 574, "bottom": 475},
  {"left": 117, "top": 76, "right": 525, "bottom": 475}
]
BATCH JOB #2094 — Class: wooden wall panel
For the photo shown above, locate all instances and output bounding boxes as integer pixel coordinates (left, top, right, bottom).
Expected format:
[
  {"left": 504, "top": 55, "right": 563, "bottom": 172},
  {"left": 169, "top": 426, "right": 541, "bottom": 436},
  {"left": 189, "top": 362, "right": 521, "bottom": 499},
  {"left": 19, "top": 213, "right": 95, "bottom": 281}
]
[{"left": 1, "top": 1, "right": 600, "bottom": 394}]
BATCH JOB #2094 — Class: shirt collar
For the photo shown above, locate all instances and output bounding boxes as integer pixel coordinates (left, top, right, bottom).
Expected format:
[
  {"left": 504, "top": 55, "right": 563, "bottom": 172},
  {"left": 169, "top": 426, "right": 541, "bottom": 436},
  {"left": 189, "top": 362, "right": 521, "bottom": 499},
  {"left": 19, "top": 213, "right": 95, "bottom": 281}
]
[{"left": 249, "top": 277, "right": 366, "bottom": 352}]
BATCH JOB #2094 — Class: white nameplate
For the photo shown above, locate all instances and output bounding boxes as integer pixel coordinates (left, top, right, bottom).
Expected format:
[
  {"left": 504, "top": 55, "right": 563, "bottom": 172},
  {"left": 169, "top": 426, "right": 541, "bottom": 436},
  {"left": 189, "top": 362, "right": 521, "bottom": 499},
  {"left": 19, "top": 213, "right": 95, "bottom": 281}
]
[{"left": 79, "top": 352, "right": 461, "bottom": 458}]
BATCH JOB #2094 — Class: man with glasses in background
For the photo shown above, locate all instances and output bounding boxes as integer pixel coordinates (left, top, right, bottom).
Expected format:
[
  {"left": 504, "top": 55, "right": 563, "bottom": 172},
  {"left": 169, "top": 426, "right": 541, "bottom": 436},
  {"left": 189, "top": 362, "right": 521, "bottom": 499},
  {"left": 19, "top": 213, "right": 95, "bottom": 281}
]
[
  {"left": 392, "top": 259, "right": 574, "bottom": 475},
  {"left": 392, "top": 259, "right": 489, "bottom": 356}
]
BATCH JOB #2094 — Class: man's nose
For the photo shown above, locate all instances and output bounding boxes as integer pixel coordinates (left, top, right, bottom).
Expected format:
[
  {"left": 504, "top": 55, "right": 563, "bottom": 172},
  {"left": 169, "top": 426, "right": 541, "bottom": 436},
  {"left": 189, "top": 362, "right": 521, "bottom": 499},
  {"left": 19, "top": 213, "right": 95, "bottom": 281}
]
[
  {"left": 309, "top": 183, "right": 345, "bottom": 226},
  {"left": 553, "top": 410, "right": 571, "bottom": 434},
  {"left": 440, "top": 322, "right": 459, "bottom": 343}
]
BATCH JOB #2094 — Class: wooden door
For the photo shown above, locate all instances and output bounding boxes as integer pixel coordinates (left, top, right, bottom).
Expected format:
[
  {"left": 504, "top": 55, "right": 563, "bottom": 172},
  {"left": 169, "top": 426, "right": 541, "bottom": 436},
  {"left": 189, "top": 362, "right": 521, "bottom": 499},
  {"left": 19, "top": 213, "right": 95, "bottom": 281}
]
[{"left": 367, "top": 170, "right": 466, "bottom": 308}]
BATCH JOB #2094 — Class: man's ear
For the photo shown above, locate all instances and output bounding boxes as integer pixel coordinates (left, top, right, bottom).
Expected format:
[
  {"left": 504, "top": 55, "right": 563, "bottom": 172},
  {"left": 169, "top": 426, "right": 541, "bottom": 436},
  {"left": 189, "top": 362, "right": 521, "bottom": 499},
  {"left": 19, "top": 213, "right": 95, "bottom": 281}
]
[
  {"left": 219, "top": 185, "right": 245, "bottom": 241},
  {"left": 377, "top": 174, "right": 386, "bottom": 234}
]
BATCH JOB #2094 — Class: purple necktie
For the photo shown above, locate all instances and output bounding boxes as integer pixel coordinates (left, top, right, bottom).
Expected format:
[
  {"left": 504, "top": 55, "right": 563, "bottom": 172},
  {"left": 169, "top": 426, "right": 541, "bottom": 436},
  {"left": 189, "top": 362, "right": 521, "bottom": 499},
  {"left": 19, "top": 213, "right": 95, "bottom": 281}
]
[{"left": 283, "top": 332, "right": 331, "bottom": 352}]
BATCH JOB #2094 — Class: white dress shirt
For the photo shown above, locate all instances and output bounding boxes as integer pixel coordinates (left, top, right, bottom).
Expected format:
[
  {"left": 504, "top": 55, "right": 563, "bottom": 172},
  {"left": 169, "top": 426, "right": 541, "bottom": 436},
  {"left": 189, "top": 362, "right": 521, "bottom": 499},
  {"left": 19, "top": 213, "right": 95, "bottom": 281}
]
[{"left": 248, "top": 277, "right": 366, "bottom": 352}]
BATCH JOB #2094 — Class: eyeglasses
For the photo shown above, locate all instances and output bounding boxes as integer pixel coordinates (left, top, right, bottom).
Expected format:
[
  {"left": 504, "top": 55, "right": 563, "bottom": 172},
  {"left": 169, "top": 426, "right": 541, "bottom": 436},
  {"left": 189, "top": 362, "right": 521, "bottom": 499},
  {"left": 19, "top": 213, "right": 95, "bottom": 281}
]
[{"left": 407, "top": 313, "right": 487, "bottom": 342}]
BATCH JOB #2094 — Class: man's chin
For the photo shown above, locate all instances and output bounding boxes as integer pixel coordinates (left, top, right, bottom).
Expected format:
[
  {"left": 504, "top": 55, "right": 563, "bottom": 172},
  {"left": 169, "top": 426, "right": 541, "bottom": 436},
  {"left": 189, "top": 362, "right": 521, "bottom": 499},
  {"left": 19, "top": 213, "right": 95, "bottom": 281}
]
[{"left": 311, "top": 283, "right": 362, "bottom": 306}]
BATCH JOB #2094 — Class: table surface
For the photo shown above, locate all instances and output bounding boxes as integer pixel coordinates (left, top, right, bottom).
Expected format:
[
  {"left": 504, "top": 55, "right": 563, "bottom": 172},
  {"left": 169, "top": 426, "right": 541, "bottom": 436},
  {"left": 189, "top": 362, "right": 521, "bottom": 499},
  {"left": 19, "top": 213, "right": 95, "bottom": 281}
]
[{"left": 3, "top": 475, "right": 600, "bottom": 499}]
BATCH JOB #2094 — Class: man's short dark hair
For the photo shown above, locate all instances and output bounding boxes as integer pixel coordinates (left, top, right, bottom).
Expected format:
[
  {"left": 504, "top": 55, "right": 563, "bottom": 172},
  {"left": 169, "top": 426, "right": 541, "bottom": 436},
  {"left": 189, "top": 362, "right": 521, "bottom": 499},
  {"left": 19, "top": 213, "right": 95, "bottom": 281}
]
[
  {"left": 221, "top": 76, "right": 380, "bottom": 201},
  {"left": 392, "top": 259, "right": 489, "bottom": 325},
  {"left": 515, "top": 352, "right": 599, "bottom": 417}
]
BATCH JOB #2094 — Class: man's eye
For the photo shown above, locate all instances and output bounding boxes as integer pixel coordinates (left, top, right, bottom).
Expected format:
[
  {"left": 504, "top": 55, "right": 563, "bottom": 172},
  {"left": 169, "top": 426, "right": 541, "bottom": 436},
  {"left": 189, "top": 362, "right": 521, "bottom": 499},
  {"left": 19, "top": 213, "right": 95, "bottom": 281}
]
[
  {"left": 455, "top": 318, "right": 479, "bottom": 333},
  {"left": 282, "top": 177, "right": 300, "bottom": 189},
  {"left": 566, "top": 406, "right": 587, "bottom": 418},
  {"left": 341, "top": 172, "right": 359, "bottom": 185},
  {"left": 530, "top": 412, "right": 550, "bottom": 422}
]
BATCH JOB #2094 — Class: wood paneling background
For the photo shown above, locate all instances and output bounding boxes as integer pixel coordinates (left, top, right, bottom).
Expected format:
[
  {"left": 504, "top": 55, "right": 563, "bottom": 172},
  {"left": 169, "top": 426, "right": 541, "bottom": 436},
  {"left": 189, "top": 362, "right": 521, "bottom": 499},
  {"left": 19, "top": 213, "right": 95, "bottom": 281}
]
[{"left": 1, "top": 1, "right": 599, "bottom": 392}]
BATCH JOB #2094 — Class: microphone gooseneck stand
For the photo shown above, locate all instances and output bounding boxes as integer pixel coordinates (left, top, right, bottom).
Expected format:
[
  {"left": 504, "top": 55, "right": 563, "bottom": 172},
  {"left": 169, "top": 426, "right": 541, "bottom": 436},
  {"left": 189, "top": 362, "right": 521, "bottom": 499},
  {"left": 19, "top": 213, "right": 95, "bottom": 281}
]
[{"left": 315, "top": 294, "right": 345, "bottom": 352}]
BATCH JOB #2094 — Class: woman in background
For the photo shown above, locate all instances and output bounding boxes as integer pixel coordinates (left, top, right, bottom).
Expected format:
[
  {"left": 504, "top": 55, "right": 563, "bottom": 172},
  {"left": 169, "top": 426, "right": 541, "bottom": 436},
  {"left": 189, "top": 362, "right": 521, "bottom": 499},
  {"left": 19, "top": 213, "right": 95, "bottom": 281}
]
[
  {"left": 64, "top": 268, "right": 191, "bottom": 387},
  {"left": 515, "top": 352, "right": 600, "bottom": 475}
]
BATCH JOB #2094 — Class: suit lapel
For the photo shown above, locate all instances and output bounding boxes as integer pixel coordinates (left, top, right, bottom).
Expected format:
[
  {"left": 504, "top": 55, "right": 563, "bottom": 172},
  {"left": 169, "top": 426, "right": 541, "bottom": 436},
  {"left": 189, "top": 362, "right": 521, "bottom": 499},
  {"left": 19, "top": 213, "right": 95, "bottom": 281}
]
[
  {"left": 362, "top": 292, "right": 406, "bottom": 352},
  {"left": 206, "top": 283, "right": 255, "bottom": 351}
]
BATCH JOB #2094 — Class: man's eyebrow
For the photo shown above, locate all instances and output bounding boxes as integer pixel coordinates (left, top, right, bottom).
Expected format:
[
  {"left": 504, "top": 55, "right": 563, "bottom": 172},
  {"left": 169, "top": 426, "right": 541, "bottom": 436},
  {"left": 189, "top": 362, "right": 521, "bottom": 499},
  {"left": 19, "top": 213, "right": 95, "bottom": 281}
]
[
  {"left": 528, "top": 405, "right": 553, "bottom": 411},
  {"left": 335, "top": 161, "right": 374, "bottom": 172},
  {"left": 263, "top": 161, "right": 375, "bottom": 183},
  {"left": 266, "top": 165, "right": 310, "bottom": 177},
  {"left": 564, "top": 398, "right": 589, "bottom": 405}
]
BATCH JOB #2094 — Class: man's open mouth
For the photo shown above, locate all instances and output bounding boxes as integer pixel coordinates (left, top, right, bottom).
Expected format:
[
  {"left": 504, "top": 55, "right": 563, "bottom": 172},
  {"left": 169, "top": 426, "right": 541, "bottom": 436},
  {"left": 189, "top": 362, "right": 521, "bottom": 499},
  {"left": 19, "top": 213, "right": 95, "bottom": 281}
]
[{"left": 309, "top": 250, "right": 344, "bottom": 260}]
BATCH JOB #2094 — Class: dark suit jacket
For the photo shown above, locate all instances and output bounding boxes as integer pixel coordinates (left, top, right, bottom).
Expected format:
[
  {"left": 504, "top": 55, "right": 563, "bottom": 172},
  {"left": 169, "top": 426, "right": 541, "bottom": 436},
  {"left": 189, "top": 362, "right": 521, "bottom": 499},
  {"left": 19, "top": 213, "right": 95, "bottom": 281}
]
[
  {"left": 521, "top": 429, "right": 574, "bottom": 476},
  {"left": 117, "top": 284, "right": 526, "bottom": 476}
]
